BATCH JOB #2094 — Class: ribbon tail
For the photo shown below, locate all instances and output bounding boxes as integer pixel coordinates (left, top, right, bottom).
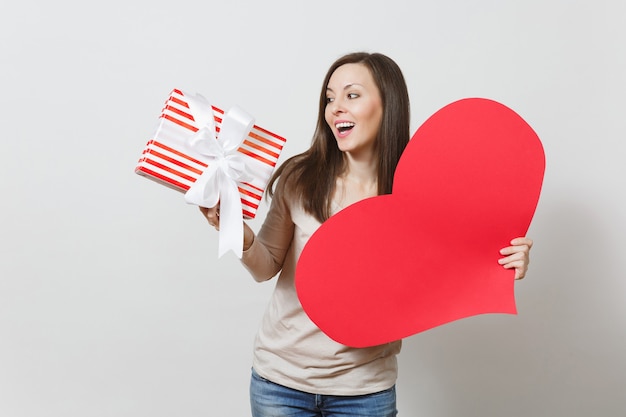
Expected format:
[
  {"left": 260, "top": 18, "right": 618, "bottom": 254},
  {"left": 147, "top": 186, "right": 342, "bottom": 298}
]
[{"left": 217, "top": 176, "right": 244, "bottom": 259}]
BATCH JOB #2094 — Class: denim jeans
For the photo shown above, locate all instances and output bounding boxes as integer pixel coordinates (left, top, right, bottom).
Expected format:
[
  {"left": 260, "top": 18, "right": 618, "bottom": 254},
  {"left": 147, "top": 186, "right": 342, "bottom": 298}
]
[{"left": 250, "top": 368, "right": 398, "bottom": 417}]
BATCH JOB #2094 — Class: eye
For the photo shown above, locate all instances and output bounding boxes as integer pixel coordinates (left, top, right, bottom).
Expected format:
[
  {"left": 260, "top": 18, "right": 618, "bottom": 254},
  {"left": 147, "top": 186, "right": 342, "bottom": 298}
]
[
  {"left": 326, "top": 96, "right": 335, "bottom": 104},
  {"left": 347, "top": 93, "right": 359, "bottom": 99}
]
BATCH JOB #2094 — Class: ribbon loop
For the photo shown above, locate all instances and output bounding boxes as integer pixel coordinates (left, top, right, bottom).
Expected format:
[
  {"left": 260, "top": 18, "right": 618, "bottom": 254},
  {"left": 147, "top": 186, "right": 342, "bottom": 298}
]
[
  {"left": 183, "top": 97, "right": 256, "bottom": 258},
  {"left": 218, "top": 106, "right": 255, "bottom": 153}
]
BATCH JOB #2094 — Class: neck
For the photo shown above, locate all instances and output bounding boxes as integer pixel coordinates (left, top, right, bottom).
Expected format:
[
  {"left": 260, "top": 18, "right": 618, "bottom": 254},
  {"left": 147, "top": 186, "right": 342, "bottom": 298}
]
[
  {"left": 332, "top": 150, "right": 379, "bottom": 209},
  {"left": 334, "top": 158, "right": 378, "bottom": 209},
  {"left": 341, "top": 152, "right": 378, "bottom": 191}
]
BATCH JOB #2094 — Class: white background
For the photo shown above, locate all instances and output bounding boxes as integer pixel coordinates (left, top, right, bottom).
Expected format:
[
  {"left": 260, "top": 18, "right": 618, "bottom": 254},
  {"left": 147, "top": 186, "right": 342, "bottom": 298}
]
[{"left": 1, "top": 0, "right": 625, "bottom": 416}]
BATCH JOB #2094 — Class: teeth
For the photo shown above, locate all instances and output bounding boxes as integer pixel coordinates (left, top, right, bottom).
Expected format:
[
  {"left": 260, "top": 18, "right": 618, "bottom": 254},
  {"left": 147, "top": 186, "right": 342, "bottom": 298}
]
[{"left": 336, "top": 122, "right": 355, "bottom": 129}]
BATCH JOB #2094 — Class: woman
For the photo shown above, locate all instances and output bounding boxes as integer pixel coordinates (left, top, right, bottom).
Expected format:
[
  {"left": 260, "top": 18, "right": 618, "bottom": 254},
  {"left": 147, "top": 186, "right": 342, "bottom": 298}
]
[{"left": 201, "top": 52, "right": 532, "bottom": 417}]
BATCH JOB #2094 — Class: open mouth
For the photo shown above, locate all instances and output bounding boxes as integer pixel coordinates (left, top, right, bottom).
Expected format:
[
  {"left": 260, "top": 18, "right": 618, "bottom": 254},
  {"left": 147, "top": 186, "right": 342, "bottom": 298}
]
[{"left": 336, "top": 122, "right": 355, "bottom": 134}]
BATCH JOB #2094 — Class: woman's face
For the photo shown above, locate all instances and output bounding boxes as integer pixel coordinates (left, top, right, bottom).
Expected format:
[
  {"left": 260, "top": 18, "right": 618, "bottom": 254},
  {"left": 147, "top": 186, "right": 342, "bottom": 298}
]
[{"left": 325, "top": 63, "right": 383, "bottom": 157}]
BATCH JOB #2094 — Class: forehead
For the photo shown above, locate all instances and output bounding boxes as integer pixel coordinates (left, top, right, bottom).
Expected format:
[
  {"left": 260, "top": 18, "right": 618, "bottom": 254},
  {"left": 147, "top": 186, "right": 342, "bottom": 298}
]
[{"left": 327, "top": 63, "right": 376, "bottom": 90}]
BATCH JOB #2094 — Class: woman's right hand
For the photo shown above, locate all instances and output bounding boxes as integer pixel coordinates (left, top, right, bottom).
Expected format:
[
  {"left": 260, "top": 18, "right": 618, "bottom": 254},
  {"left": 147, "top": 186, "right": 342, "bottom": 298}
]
[{"left": 199, "top": 205, "right": 221, "bottom": 230}]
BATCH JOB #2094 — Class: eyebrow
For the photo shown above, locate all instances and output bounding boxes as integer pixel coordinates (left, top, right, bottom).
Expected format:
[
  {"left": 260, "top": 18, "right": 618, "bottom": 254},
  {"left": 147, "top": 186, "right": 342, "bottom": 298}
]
[{"left": 326, "top": 83, "right": 364, "bottom": 93}]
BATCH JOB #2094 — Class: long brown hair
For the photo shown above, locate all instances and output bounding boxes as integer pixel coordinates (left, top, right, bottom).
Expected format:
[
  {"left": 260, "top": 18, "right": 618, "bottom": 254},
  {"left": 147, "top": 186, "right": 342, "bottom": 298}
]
[{"left": 268, "top": 52, "right": 411, "bottom": 223}]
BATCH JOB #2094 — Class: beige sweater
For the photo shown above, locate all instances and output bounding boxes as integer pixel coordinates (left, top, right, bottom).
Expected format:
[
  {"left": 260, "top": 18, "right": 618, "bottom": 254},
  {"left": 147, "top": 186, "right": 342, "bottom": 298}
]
[{"left": 241, "top": 183, "right": 402, "bottom": 395}]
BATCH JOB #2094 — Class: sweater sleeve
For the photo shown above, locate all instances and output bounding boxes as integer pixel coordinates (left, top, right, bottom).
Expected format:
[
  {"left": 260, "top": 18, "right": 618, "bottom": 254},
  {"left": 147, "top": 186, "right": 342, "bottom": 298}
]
[{"left": 240, "top": 179, "right": 295, "bottom": 282}]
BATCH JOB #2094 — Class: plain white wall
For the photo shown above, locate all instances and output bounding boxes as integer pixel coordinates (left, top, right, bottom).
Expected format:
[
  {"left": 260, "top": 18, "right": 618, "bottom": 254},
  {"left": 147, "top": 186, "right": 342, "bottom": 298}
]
[{"left": 1, "top": 0, "right": 624, "bottom": 416}]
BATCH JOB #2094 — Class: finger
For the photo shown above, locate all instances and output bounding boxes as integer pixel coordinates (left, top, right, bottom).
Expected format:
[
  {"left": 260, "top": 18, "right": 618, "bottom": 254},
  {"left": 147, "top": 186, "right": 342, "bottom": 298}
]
[
  {"left": 200, "top": 205, "right": 220, "bottom": 228},
  {"left": 499, "top": 258, "right": 527, "bottom": 277},
  {"left": 499, "top": 243, "right": 531, "bottom": 257},
  {"left": 499, "top": 254, "right": 529, "bottom": 278},
  {"left": 500, "top": 256, "right": 524, "bottom": 268},
  {"left": 510, "top": 236, "right": 533, "bottom": 248},
  {"left": 498, "top": 247, "right": 526, "bottom": 261}
]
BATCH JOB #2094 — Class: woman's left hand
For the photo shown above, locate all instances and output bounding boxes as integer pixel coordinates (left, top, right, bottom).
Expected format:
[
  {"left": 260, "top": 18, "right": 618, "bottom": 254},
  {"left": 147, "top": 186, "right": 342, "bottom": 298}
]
[{"left": 498, "top": 237, "right": 533, "bottom": 280}]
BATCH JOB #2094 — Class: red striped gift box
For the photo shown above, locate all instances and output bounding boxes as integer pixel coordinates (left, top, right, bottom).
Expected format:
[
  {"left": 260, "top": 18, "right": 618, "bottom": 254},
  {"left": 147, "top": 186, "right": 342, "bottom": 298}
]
[{"left": 135, "top": 89, "right": 286, "bottom": 219}]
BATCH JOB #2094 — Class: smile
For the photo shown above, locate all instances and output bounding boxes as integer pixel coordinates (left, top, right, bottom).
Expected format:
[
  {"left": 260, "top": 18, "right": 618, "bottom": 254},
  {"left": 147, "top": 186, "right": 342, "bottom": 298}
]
[{"left": 335, "top": 121, "right": 355, "bottom": 133}]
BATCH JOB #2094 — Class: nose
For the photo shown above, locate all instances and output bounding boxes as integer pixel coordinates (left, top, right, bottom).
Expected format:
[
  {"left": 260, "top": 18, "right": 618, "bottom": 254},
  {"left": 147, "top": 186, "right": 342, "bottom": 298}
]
[{"left": 330, "top": 98, "right": 345, "bottom": 115}]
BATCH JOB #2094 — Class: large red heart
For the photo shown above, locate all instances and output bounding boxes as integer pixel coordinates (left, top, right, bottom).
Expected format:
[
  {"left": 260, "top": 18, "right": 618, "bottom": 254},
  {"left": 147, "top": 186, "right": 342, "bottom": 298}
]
[{"left": 295, "top": 98, "right": 545, "bottom": 348}]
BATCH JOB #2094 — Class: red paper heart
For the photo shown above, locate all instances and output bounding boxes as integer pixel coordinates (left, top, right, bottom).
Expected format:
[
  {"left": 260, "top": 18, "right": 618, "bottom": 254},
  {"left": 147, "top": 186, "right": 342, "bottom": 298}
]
[{"left": 295, "top": 98, "right": 545, "bottom": 348}]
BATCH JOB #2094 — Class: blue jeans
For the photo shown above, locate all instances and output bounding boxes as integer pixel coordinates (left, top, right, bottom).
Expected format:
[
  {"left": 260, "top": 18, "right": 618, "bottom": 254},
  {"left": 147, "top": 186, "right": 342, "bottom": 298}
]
[{"left": 250, "top": 368, "right": 398, "bottom": 417}]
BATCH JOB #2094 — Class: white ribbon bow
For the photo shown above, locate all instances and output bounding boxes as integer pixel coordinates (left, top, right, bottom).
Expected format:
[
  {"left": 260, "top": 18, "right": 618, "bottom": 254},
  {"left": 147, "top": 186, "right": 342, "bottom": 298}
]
[{"left": 183, "top": 94, "right": 255, "bottom": 258}]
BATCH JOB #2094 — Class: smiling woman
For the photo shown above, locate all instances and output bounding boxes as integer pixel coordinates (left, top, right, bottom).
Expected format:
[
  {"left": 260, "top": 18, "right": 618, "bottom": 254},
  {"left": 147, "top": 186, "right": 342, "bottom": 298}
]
[{"left": 198, "top": 51, "right": 533, "bottom": 417}]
